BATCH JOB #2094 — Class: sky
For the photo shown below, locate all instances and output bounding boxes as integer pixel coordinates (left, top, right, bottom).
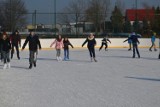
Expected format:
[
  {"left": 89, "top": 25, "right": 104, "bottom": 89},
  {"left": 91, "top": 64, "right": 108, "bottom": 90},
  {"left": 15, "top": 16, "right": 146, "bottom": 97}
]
[{"left": 23, "top": 0, "right": 160, "bottom": 24}]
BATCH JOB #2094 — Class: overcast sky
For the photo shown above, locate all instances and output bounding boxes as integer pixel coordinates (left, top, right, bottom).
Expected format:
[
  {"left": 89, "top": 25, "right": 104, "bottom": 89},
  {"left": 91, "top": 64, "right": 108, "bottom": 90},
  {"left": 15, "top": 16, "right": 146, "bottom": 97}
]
[
  {"left": 23, "top": 0, "right": 160, "bottom": 24},
  {"left": 24, "top": 0, "right": 160, "bottom": 12}
]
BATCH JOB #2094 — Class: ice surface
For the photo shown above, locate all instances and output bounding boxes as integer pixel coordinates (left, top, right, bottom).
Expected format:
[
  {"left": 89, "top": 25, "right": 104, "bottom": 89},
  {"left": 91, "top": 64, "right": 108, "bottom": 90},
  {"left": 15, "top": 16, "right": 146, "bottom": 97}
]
[{"left": 0, "top": 48, "right": 160, "bottom": 107}]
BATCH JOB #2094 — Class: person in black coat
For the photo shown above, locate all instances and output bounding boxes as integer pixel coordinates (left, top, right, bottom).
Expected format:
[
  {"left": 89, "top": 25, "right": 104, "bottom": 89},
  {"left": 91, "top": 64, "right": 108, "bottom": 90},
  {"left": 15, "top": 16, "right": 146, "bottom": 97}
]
[
  {"left": 22, "top": 30, "right": 41, "bottom": 69},
  {"left": 99, "top": 36, "right": 111, "bottom": 51},
  {"left": 82, "top": 33, "right": 97, "bottom": 62},
  {"left": 1, "top": 33, "right": 11, "bottom": 69},
  {"left": 10, "top": 30, "right": 21, "bottom": 59},
  {"left": 128, "top": 32, "right": 140, "bottom": 58}
]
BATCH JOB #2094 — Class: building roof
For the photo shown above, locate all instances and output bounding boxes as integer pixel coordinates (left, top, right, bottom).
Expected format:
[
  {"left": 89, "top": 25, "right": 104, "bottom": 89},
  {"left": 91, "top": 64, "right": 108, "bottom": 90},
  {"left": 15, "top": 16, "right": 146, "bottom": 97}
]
[{"left": 126, "top": 9, "right": 154, "bottom": 21}]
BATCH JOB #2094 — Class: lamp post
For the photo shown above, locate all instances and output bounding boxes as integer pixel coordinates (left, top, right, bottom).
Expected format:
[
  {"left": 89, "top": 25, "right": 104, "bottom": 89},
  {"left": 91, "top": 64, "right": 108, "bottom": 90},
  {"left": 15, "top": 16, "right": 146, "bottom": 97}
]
[
  {"left": 54, "top": 0, "right": 56, "bottom": 36},
  {"left": 135, "top": 0, "right": 138, "bottom": 34}
]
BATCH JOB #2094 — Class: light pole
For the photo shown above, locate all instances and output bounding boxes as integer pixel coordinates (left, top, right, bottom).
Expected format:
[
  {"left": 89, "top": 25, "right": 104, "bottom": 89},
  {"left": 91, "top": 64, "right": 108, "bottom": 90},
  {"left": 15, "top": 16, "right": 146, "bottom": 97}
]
[{"left": 54, "top": 0, "right": 56, "bottom": 36}]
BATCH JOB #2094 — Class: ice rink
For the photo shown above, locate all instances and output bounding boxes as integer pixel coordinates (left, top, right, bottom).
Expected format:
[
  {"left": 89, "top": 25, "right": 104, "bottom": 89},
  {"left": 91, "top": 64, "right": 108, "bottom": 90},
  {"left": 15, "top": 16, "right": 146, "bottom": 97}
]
[{"left": 0, "top": 48, "right": 160, "bottom": 107}]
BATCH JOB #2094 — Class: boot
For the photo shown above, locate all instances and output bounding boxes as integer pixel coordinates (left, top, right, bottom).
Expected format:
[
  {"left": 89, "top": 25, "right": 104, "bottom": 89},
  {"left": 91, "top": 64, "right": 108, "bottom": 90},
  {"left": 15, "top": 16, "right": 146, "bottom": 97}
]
[
  {"left": 33, "top": 62, "right": 36, "bottom": 67},
  {"left": 3, "top": 64, "right": 7, "bottom": 69},
  {"left": 7, "top": 63, "right": 11, "bottom": 69},
  {"left": 29, "top": 64, "right": 32, "bottom": 69},
  {"left": 93, "top": 58, "right": 97, "bottom": 62}
]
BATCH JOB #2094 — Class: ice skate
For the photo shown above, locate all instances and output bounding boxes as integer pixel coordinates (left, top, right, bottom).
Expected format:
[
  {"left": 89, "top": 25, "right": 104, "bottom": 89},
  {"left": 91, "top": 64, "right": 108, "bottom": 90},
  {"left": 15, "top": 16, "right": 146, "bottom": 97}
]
[
  {"left": 7, "top": 63, "right": 11, "bottom": 69},
  {"left": 3, "top": 64, "right": 7, "bottom": 69}
]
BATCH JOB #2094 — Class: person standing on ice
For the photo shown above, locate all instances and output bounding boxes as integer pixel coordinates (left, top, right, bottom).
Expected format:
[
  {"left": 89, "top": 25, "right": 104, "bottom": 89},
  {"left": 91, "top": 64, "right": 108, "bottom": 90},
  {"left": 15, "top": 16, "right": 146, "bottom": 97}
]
[
  {"left": 50, "top": 35, "right": 63, "bottom": 61},
  {"left": 149, "top": 32, "right": 157, "bottom": 52},
  {"left": 63, "top": 37, "right": 74, "bottom": 61},
  {"left": 128, "top": 32, "right": 140, "bottom": 58},
  {"left": 123, "top": 34, "right": 132, "bottom": 51},
  {"left": 99, "top": 36, "right": 111, "bottom": 51},
  {"left": 82, "top": 33, "right": 97, "bottom": 62},
  {"left": 22, "top": 30, "right": 41, "bottom": 69},
  {"left": 1, "top": 32, "right": 11, "bottom": 69}
]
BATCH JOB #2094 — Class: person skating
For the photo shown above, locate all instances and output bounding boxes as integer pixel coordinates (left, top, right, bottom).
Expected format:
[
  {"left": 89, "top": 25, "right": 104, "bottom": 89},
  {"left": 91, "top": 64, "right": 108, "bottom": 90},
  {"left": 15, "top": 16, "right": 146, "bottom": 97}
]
[
  {"left": 1, "top": 32, "right": 11, "bottom": 69},
  {"left": 82, "top": 33, "right": 97, "bottom": 62},
  {"left": 22, "top": 30, "right": 41, "bottom": 69},
  {"left": 149, "top": 32, "right": 157, "bottom": 52},
  {"left": 10, "top": 30, "right": 21, "bottom": 59},
  {"left": 128, "top": 32, "right": 140, "bottom": 58},
  {"left": 99, "top": 36, "right": 111, "bottom": 51},
  {"left": 63, "top": 37, "right": 74, "bottom": 61},
  {"left": 123, "top": 35, "right": 132, "bottom": 51},
  {"left": 50, "top": 35, "right": 63, "bottom": 61}
]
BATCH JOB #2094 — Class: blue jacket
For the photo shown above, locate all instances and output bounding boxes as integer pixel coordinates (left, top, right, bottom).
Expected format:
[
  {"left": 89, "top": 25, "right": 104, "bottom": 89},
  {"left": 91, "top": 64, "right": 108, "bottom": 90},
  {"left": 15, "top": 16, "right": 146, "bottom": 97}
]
[{"left": 151, "top": 35, "right": 156, "bottom": 43}]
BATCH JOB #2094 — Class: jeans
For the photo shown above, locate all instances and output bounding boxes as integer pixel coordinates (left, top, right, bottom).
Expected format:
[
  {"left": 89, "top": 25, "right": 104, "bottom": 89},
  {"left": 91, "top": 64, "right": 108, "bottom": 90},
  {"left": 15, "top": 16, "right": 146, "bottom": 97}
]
[
  {"left": 2, "top": 51, "right": 10, "bottom": 64},
  {"left": 29, "top": 51, "right": 37, "bottom": 64},
  {"left": 56, "top": 49, "right": 61, "bottom": 57},
  {"left": 64, "top": 49, "right": 69, "bottom": 59}
]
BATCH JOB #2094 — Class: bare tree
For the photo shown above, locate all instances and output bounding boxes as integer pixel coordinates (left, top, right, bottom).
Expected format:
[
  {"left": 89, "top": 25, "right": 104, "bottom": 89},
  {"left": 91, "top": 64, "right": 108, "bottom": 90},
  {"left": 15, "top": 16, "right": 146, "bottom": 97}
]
[
  {"left": 58, "top": 0, "right": 87, "bottom": 24},
  {"left": 85, "top": 0, "right": 110, "bottom": 33},
  {"left": 0, "top": 0, "right": 28, "bottom": 31}
]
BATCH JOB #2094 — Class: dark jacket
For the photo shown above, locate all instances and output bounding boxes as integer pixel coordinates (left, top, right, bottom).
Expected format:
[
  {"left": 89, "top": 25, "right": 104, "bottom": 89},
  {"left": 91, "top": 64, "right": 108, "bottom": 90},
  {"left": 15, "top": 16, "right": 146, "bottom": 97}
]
[
  {"left": 129, "top": 35, "right": 140, "bottom": 45},
  {"left": 63, "top": 40, "right": 73, "bottom": 50},
  {"left": 10, "top": 34, "right": 21, "bottom": 46},
  {"left": 22, "top": 35, "right": 41, "bottom": 51},
  {"left": 102, "top": 38, "right": 111, "bottom": 44},
  {"left": 82, "top": 37, "right": 96, "bottom": 48},
  {"left": 1, "top": 38, "right": 11, "bottom": 52}
]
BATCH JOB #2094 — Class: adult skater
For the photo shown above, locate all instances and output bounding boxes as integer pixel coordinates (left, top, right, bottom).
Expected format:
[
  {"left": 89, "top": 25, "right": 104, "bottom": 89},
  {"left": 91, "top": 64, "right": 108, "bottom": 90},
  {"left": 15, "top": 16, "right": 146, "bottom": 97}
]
[
  {"left": 50, "top": 35, "right": 63, "bottom": 61},
  {"left": 128, "top": 32, "right": 140, "bottom": 58},
  {"left": 63, "top": 37, "right": 74, "bottom": 61},
  {"left": 10, "top": 30, "right": 21, "bottom": 59},
  {"left": 149, "top": 32, "right": 157, "bottom": 51},
  {"left": 22, "top": 30, "right": 41, "bottom": 69},
  {"left": 82, "top": 33, "right": 97, "bottom": 62},
  {"left": 123, "top": 35, "right": 132, "bottom": 51},
  {"left": 99, "top": 36, "right": 111, "bottom": 51},
  {"left": 1, "top": 32, "right": 11, "bottom": 69}
]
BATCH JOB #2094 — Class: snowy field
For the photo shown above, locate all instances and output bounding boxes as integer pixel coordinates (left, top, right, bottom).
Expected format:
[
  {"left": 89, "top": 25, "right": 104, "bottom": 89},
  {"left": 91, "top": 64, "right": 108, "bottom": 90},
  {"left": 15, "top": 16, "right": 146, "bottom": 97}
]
[{"left": 0, "top": 48, "right": 160, "bottom": 107}]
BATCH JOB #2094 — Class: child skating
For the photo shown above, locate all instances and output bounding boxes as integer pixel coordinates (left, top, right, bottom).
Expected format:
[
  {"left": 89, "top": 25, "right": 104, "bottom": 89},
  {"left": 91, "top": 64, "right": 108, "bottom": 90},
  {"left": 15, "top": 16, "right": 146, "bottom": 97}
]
[
  {"left": 123, "top": 35, "right": 132, "bottom": 51},
  {"left": 149, "top": 32, "right": 157, "bottom": 51},
  {"left": 82, "top": 33, "right": 97, "bottom": 62},
  {"left": 63, "top": 37, "right": 74, "bottom": 61},
  {"left": 99, "top": 36, "right": 111, "bottom": 51},
  {"left": 1, "top": 32, "right": 11, "bottom": 69},
  {"left": 50, "top": 35, "right": 63, "bottom": 61}
]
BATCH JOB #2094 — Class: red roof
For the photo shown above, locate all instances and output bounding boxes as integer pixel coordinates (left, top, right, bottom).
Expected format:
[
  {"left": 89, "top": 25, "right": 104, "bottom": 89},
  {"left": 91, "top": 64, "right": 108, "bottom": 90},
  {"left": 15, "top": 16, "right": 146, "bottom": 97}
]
[{"left": 126, "top": 9, "right": 154, "bottom": 21}]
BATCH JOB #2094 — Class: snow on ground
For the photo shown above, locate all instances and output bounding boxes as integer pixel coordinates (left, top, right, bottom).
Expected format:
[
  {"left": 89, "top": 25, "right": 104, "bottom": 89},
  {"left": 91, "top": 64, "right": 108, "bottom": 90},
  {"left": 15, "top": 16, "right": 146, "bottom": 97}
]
[{"left": 0, "top": 48, "right": 160, "bottom": 107}]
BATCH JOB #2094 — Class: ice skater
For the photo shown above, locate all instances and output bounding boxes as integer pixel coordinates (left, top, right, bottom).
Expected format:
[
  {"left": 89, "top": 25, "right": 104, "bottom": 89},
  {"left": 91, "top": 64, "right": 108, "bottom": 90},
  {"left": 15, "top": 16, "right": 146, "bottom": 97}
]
[
  {"left": 10, "top": 30, "right": 21, "bottom": 59},
  {"left": 149, "top": 32, "right": 157, "bottom": 51},
  {"left": 22, "top": 30, "right": 41, "bottom": 69},
  {"left": 63, "top": 37, "right": 74, "bottom": 61},
  {"left": 123, "top": 35, "right": 132, "bottom": 51},
  {"left": 82, "top": 33, "right": 97, "bottom": 62},
  {"left": 1, "top": 32, "right": 11, "bottom": 69},
  {"left": 99, "top": 36, "right": 111, "bottom": 51},
  {"left": 128, "top": 32, "right": 140, "bottom": 58},
  {"left": 50, "top": 35, "right": 63, "bottom": 61}
]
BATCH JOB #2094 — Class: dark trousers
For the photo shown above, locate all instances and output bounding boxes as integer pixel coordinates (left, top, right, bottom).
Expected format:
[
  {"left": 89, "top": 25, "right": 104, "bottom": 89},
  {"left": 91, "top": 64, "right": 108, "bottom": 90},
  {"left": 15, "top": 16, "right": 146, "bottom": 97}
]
[
  {"left": 0, "top": 50, "right": 3, "bottom": 60},
  {"left": 149, "top": 42, "right": 156, "bottom": 50},
  {"left": 64, "top": 49, "right": 69, "bottom": 59},
  {"left": 11, "top": 44, "right": 20, "bottom": 58},
  {"left": 133, "top": 44, "right": 140, "bottom": 58},
  {"left": 2, "top": 51, "right": 10, "bottom": 64},
  {"left": 29, "top": 51, "right": 37, "bottom": 64},
  {"left": 99, "top": 43, "right": 108, "bottom": 50},
  {"left": 88, "top": 47, "right": 95, "bottom": 58}
]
